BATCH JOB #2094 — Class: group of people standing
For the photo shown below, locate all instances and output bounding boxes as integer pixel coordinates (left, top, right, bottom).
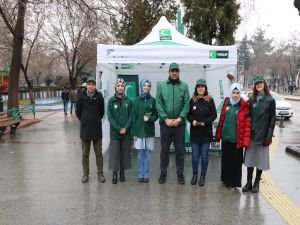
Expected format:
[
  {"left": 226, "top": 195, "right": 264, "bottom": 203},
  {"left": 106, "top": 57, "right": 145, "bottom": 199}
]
[{"left": 75, "top": 63, "right": 275, "bottom": 194}]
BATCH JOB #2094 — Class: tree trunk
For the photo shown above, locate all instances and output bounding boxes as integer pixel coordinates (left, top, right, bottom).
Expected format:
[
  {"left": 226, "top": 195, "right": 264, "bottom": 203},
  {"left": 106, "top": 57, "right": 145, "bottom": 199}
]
[
  {"left": 23, "top": 70, "right": 35, "bottom": 104},
  {"left": 7, "top": 0, "right": 27, "bottom": 110}
]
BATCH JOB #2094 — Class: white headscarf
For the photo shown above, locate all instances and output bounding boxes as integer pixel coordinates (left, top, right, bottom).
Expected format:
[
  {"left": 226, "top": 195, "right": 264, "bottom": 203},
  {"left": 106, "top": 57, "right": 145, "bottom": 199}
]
[{"left": 229, "top": 83, "right": 242, "bottom": 105}]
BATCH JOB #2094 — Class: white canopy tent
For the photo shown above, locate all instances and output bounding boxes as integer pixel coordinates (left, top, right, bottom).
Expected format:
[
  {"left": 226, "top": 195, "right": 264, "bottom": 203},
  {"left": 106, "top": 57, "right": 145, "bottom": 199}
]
[{"left": 96, "top": 16, "right": 237, "bottom": 152}]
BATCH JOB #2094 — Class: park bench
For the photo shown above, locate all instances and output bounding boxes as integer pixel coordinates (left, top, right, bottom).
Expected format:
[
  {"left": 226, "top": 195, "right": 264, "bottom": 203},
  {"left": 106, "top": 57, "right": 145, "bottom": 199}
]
[
  {"left": 0, "top": 104, "right": 35, "bottom": 137},
  {"left": 0, "top": 111, "right": 20, "bottom": 136}
]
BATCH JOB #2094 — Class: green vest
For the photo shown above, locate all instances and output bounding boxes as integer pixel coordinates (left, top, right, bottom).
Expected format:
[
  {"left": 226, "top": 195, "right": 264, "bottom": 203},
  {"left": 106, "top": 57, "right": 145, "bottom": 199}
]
[
  {"left": 221, "top": 102, "right": 239, "bottom": 143},
  {"left": 132, "top": 96, "right": 158, "bottom": 138},
  {"left": 107, "top": 95, "right": 132, "bottom": 139}
]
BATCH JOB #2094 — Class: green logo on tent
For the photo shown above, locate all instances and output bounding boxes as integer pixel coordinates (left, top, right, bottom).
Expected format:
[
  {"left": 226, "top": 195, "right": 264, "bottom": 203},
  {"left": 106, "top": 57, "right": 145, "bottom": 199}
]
[
  {"left": 159, "top": 29, "right": 172, "bottom": 40},
  {"left": 209, "top": 50, "right": 229, "bottom": 59}
]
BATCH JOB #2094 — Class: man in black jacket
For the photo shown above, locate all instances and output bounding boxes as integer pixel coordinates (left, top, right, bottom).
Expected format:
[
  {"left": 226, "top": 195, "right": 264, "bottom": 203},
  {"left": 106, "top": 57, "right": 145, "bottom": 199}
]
[{"left": 76, "top": 77, "right": 105, "bottom": 183}]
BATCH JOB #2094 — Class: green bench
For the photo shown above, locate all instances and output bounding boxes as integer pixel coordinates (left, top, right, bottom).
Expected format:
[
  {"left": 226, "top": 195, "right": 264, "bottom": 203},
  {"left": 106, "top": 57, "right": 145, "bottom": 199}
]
[{"left": 0, "top": 104, "right": 35, "bottom": 136}]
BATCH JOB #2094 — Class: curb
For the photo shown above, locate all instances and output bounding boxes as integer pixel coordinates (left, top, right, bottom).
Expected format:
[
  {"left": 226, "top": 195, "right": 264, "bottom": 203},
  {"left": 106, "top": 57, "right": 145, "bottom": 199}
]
[
  {"left": 281, "top": 96, "right": 300, "bottom": 102},
  {"left": 285, "top": 146, "right": 300, "bottom": 157}
]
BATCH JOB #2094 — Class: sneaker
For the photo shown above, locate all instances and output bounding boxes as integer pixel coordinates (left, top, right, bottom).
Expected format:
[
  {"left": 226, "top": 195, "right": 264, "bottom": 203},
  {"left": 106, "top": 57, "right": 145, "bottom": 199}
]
[
  {"left": 138, "top": 178, "right": 144, "bottom": 183},
  {"left": 177, "top": 173, "right": 185, "bottom": 185},
  {"left": 98, "top": 173, "right": 106, "bottom": 183},
  {"left": 143, "top": 178, "right": 149, "bottom": 183},
  {"left": 82, "top": 175, "right": 89, "bottom": 183},
  {"left": 159, "top": 173, "right": 167, "bottom": 184}
]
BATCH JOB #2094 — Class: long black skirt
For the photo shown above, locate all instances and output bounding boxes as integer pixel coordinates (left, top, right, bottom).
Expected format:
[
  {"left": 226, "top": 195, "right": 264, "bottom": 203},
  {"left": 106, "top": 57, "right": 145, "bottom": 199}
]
[{"left": 221, "top": 142, "right": 243, "bottom": 187}]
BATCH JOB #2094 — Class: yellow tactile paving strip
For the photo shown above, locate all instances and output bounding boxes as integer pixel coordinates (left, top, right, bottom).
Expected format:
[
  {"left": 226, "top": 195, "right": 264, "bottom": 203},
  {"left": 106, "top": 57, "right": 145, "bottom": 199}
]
[{"left": 259, "top": 135, "right": 300, "bottom": 225}]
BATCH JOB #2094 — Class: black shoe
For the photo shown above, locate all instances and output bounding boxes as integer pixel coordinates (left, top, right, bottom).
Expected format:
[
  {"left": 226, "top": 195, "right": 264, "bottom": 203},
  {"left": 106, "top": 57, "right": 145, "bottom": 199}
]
[
  {"left": 112, "top": 172, "right": 118, "bottom": 184},
  {"left": 143, "top": 178, "right": 149, "bottom": 183},
  {"left": 119, "top": 169, "right": 125, "bottom": 182},
  {"left": 138, "top": 178, "right": 144, "bottom": 183},
  {"left": 242, "top": 182, "right": 252, "bottom": 192},
  {"left": 251, "top": 180, "right": 260, "bottom": 193},
  {"left": 199, "top": 175, "right": 205, "bottom": 186},
  {"left": 177, "top": 173, "right": 185, "bottom": 185},
  {"left": 82, "top": 175, "right": 89, "bottom": 183},
  {"left": 159, "top": 173, "right": 167, "bottom": 184},
  {"left": 191, "top": 174, "right": 198, "bottom": 185}
]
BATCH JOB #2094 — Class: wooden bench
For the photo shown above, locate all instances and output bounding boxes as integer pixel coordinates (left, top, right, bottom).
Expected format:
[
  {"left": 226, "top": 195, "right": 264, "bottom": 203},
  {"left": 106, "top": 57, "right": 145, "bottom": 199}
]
[{"left": 0, "top": 111, "right": 20, "bottom": 136}]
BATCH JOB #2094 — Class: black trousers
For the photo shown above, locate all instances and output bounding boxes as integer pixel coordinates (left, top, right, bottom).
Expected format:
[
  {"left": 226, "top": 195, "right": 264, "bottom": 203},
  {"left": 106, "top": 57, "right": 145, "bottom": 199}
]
[
  {"left": 160, "top": 123, "right": 185, "bottom": 174},
  {"left": 221, "top": 141, "right": 243, "bottom": 187}
]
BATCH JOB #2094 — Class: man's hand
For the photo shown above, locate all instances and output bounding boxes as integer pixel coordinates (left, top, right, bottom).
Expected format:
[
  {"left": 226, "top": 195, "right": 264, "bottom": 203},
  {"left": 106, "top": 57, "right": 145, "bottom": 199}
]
[
  {"left": 165, "top": 119, "right": 173, "bottom": 127},
  {"left": 119, "top": 128, "right": 127, "bottom": 134},
  {"left": 172, "top": 117, "right": 182, "bottom": 127}
]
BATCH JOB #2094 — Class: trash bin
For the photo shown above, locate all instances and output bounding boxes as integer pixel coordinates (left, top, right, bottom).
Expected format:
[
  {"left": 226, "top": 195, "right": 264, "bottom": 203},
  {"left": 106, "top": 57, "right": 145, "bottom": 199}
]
[
  {"left": 0, "top": 94, "right": 3, "bottom": 112},
  {"left": 0, "top": 101, "right": 3, "bottom": 112}
]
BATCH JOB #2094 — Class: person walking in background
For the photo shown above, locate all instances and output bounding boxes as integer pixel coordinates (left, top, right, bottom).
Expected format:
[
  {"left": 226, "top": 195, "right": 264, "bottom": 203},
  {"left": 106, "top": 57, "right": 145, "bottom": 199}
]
[
  {"left": 243, "top": 75, "right": 275, "bottom": 193},
  {"left": 61, "top": 87, "right": 70, "bottom": 116},
  {"left": 107, "top": 78, "right": 132, "bottom": 184},
  {"left": 187, "top": 79, "right": 217, "bottom": 186},
  {"left": 216, "top": 83, "right": 251, "bottom": 190},
  {"left": 156, "top": 63, "right": 190, "bottom": 185},
  {"left": 69, "top": 88, "right": 78, "bottom": 114},
  {"left": 132, "top": 79, "right": 158, "bottom": 183},
  {"left": 75, "top": 77, "right": 105, "bottom": 183}
]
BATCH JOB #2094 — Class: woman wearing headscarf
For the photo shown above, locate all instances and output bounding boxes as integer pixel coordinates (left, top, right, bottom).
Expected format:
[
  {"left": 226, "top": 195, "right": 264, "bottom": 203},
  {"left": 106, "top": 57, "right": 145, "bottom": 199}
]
[
  {"left": 243, "top": 75, "right": 275, "bottom": 193},
  {"left": 107, "top": 78, "right": 133, "bottom": 184},
  {"left": 187, "top": 79, "right": 217, "bottom": 186},
  {"left": 216, "top": 83, "right": 251, "bottom": 190},
  {"left": 132, "top": 79, "right": 158, "bottom": 183}
]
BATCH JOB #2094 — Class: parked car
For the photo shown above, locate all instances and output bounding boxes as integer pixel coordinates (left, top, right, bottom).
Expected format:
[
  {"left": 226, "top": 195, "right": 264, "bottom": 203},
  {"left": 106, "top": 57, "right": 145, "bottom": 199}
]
[{"left": 241, "top": 91, "right": 294, "bottom": 120}]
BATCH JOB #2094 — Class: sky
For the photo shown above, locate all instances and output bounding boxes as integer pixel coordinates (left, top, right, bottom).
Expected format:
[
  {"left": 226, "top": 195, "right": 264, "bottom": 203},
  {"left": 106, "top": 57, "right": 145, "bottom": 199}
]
[{"left": 235, "top": 0, "right": 300, "bottom": 43}]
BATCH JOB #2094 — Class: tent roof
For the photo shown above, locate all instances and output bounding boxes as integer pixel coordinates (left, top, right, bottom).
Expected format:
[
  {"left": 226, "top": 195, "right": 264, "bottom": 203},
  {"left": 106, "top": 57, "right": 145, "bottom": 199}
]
[
  {"left": 97, "top": 17, "right": 237, "bottom": 65},
  {"left": 136, "top": 16, "right": 206, "bottom": 47}
]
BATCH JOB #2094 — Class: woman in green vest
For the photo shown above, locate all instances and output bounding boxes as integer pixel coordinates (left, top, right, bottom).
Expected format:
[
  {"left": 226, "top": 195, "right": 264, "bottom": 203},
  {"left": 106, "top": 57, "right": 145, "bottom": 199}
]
[
  {"left": 132, "top": 79, "right": 158, "bottom": 183},
  {"left": 107, "top": 78, "right": 132, "bottom": 184}
]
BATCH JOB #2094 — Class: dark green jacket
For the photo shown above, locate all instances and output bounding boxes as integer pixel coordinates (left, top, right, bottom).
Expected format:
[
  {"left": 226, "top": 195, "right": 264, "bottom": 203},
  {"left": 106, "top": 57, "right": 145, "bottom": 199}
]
[
  {"left": 132, "top": 96, "right": 158, "bottom": 138},
  {"left": 221, "top": 102, "right": 239, "bottom": 143},
  {"left": 107, "top": 95, "right": 132, "bottom": 139},
  {"left": 156, "top": 79, "right": 190, "bottom": 124}
]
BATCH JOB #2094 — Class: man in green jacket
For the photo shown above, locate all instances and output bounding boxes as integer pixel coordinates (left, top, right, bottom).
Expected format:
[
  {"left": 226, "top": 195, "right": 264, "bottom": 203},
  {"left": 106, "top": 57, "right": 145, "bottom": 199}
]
[{"left": 156, "top": 63, "right": 190, "bottom": 184}]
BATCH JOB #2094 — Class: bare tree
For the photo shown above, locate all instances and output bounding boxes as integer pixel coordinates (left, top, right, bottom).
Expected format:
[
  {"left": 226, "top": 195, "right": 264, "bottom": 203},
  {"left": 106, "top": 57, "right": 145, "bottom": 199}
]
[
  {"left": 0, "top": 0, "right": 28, "bottom": 109},
  {"left": 21, "top": 3, "right": 45, "bottom": 104},
  {"left": 44, "top": 0, "right": 111, "bottom": 88}
]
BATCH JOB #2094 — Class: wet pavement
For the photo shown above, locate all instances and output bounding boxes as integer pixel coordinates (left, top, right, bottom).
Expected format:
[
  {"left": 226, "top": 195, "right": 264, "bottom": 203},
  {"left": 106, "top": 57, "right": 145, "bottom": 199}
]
[{"left": 0, "top": 110, "right": 299, "bottom": 225}]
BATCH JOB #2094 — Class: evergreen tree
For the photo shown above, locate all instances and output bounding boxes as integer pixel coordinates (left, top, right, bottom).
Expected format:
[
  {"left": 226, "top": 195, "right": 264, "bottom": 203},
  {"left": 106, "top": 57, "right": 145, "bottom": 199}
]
[
  {"left": 215, "top": 0, "right": 241, "bottom": 45},
  {"left": 182, "top": 0, "right": 240, "bottom": 45},
  {"left": 112, "top": 0, "right": 178, "bottom": 45},
  {"left": 238, "top": 35, "right": 250, "bottom": 72},
  {"left": 248, "top": 28, "right": 274, "bottom": 58},
  {"left": 248, "top": 28, "right": 274, "bottom": 75}
]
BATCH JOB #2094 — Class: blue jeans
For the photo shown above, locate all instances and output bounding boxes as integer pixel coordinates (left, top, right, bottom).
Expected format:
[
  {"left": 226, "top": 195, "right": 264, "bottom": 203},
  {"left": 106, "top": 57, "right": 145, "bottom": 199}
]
[
  {"left": 63, "top": 101, "right": 69, "bottom": 114},
  {"left": 70, "top": 102, "right": 76, "bottom": 113},
  {"left": 137, "top": 149, "right": 151, "bottom": 178},
  {"left": 191, "top": 143, "right": 210, "bottom": 175}
]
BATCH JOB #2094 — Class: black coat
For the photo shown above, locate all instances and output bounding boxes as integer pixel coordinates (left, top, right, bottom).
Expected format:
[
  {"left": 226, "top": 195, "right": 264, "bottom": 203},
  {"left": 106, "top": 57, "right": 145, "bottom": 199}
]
[
  {"left": 249, "top": 95, "right": 276, "bottom": 143},
  {"left": 187, "top": 95, "right": 217, "bottom": 143},
  {"left": 61, "top": 90, "right": 69, "bottom": 101},
  {"left": 76, "top": 90, "right": 104, "bottom": 140}
]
